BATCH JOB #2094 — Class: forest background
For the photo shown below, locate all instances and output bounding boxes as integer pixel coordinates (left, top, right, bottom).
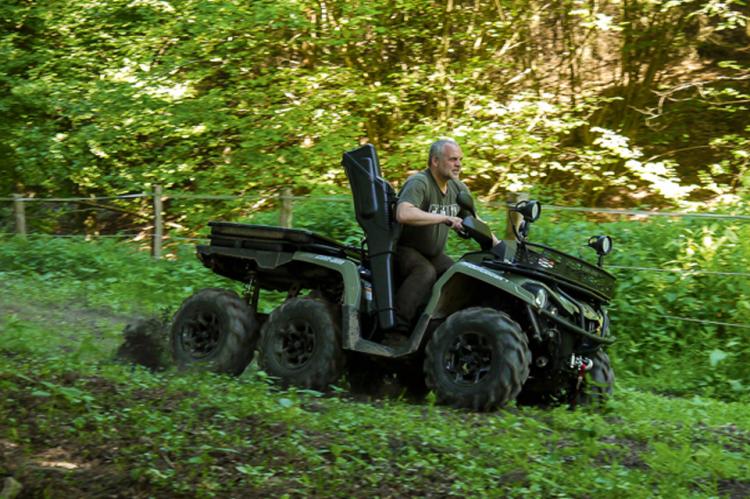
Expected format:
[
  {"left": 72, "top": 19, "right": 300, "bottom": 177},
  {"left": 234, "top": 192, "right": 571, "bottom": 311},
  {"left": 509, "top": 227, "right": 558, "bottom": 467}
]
[
  {"left": 2, "top": 0, "right": 749, "bottom": 212},
  {"left": 2, "top": 0, "right": 750, "bottom": 385}
]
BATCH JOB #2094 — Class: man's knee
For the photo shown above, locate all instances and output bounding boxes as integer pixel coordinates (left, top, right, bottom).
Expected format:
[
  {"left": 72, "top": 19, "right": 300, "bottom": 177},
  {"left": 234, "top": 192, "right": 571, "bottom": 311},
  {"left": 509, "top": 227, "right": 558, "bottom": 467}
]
[
  {"left": 432, "top": 253, "right": 454, "bottom": 276},
  {"left": 411, "top": 261, "right": 437, "bottom": 284}
]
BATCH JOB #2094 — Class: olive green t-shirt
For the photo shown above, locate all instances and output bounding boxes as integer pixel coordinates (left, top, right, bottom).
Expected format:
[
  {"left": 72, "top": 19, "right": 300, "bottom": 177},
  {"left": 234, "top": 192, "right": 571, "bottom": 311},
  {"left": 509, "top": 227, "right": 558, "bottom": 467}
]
[{"left": 397, "top": 170, "right": 470, "bottom": 258}]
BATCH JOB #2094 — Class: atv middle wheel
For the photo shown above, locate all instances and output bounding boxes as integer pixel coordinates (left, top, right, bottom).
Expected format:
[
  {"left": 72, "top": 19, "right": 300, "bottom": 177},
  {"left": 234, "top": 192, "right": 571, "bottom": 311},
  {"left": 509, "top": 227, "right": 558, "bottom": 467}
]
[
  {"left": 171, "top": 288, "right": 259, "bottom": 375},
  {"left": 258, "top": 297, "right": 344, "bottom": 390},
  {"left": 425, "top": 307, "right": 530, "bottom": 411}
]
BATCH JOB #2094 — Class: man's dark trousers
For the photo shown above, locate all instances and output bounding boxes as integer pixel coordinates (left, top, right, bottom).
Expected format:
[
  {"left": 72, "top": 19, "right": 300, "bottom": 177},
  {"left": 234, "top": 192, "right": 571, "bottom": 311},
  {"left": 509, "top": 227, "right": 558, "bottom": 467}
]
[{"left": 394, "top": 246, "right": 453, "bottom": 331}]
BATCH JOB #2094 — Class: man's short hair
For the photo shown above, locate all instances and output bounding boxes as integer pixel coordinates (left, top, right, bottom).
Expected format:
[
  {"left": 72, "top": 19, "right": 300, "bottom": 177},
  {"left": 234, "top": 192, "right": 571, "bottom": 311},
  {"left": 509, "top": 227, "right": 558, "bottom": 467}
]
[{"left": 428, "top": 139, "right": 459, "bottom": 167}]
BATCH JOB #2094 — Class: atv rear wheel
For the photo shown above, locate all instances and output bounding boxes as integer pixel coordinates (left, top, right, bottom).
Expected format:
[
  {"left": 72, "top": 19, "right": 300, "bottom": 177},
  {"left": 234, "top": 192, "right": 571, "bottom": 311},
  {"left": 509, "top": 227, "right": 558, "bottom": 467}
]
[
  {"left": 171, "top": 288, "right": 258, "bottom": 375},
  {"left": 576, "top": 350, "right": 614, "bottom": 406},
  {"left": 425, "top": 308, "right": 530, "bottom": 411},
  {"left": 259, "top": 297, "right": 344, "bottom": 390}
]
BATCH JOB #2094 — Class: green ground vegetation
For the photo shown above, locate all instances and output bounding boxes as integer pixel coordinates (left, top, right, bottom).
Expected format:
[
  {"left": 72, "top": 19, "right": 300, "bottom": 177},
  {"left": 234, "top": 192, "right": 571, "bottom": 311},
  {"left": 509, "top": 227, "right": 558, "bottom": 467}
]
[{"left": 1, "top": 222, "right": 749, "bottom": 496}]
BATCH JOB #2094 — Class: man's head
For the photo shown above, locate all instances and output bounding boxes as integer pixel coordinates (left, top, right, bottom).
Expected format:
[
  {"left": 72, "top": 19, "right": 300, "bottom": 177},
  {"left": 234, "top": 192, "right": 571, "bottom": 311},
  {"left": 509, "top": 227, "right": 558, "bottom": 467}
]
[{"left": 428, "top": 139, "right": 462, "bottom": 182}]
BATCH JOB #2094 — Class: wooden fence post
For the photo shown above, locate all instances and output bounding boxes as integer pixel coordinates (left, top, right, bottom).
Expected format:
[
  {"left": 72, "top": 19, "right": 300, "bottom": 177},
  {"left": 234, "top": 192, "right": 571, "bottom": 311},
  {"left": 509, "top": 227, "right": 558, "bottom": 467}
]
[
  {"left": 153, "top": 185, "right": 163, "bottom": 259},
  {"left": 505, "top": 192, "right": 529, "bottom": 240},
  {"left": 13, "top": 194, "right": 26, "bottom": 238},
  {"left": 279, "top": 188, "right": 293, "bottom": 228}
]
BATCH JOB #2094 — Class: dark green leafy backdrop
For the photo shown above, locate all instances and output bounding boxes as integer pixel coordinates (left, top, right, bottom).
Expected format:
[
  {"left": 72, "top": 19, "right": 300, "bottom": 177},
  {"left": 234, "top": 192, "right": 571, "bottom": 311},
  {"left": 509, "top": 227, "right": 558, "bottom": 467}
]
[{"left": 2, "top": 0, "right": 748, "bottom": 220}]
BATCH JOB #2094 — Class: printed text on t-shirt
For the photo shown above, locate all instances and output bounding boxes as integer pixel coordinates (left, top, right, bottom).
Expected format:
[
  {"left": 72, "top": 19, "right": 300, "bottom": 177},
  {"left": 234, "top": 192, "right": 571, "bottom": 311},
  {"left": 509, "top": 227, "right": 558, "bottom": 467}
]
[{"left": 428, "top": 203, "right": 459, "bottom": 217}]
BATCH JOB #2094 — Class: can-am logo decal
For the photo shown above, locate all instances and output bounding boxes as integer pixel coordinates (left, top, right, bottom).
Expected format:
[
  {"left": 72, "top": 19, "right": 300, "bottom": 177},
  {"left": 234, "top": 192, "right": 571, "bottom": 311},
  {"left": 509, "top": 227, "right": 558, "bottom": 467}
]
[
  {"left": 311, "top": 255, "right": 344, "bottom": 265},
  {"left": 538, "top": 256, "right": 556, "bottom": 269},
  {"left": 464, "top": 263, "right": 509, "bottom": 283}
]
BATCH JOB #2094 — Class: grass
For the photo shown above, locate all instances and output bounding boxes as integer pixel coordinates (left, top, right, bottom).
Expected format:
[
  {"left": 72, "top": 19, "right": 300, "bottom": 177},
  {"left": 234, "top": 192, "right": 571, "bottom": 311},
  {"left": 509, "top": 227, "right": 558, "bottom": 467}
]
[
  {"left": 2, "top": 324, "right": 749, "bottom": 497},
  {"left": 1, "top": 236, "right": 749, "bottom": 497}
]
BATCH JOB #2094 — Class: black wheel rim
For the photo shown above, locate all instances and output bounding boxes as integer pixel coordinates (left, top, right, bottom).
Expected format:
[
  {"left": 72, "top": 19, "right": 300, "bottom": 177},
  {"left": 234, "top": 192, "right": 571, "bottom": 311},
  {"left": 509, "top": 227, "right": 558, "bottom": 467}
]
[
  {"left": 180, "top": 312, "right": 222, "bottom": 359},
  {"left": 444, "top": 331, "right": 493, "bottom": 385},
  {"left": 274, "top": 320, "right": 316, "bottom": 369}
]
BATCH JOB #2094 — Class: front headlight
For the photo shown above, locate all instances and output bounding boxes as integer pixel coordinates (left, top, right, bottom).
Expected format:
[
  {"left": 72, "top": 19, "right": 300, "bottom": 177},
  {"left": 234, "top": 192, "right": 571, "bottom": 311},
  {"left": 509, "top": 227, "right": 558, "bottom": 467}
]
[{"left": 522, "top": 284, "right": 548, "bottom": 308}]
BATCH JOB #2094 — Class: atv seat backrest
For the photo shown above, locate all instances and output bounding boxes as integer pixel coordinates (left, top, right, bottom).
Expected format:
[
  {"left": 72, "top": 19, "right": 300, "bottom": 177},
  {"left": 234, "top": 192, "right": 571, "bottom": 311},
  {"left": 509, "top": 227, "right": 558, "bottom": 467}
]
[{"left": 342, "top": 144, "right": 401, "bottom": 330}]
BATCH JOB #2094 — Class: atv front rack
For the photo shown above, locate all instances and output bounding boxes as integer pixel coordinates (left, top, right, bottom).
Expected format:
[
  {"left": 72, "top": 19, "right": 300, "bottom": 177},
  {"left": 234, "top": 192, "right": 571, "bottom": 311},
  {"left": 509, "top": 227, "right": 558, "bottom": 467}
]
[{"left": 485, "top": 241, "right": 616, "bottom": 302}]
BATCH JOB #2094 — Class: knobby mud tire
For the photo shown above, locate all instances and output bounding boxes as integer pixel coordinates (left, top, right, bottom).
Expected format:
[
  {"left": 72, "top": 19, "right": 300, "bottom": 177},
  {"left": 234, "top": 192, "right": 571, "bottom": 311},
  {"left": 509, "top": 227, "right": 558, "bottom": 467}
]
[
  {"left": 424, "top": 307, "right": 530, "bottom": 411},
  {"left": 171, "top": 288, "right": 258, "bottom": 375},
  {"left": 258, "top": 297, "right": 344, "bottom": 390},
  {"left": 576, "top": 349, "right": 615, "bottom": 406}
]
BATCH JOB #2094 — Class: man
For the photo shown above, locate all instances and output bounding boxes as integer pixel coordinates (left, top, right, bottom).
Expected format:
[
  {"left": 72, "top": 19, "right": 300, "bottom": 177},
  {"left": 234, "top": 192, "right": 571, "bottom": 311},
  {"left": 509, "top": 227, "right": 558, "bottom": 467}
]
[{"left": 394, "top": 139, "right": 497, "bottom": 332}]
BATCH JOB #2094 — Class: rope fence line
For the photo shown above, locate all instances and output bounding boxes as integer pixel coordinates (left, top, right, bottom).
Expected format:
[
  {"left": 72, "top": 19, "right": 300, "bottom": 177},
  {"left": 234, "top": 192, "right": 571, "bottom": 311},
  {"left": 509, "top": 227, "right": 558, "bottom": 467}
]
[
  {"left": 0, "top": 233, "right": 144, "bottom": 239},
  {"left": 3, "top": 190, "right": 750, "bottom": 218},
  {"left": 654, "top": 314, "right": 750, "bottom": 330},
  {"left": 0, "top": 193, "right": 148, "bottom": 202},
  {"left": 608, "top": 266, "right": 750, "bottom": 278},
  {"left": 545, "top": 205, "right": 750, "bottom": 220},
  {"left": 165, "top": 193, "right": 265, "bottom": 201}
]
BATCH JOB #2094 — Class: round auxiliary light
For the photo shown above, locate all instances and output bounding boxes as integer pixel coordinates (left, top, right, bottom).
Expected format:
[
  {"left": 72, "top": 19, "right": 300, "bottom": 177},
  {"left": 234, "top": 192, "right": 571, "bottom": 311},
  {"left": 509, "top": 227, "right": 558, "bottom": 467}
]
[
  {"left": 515, "top": 200, "right": 542, "bottom": 223},
  {"left": 588, "top": 235, "right": 613, "bottom": 256}
]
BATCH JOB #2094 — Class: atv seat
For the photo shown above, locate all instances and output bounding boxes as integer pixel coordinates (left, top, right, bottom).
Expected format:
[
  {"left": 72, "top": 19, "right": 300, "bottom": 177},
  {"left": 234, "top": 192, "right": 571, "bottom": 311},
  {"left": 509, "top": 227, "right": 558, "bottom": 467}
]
[{"left": 342, "top": 144, "right": 401, "bottom": 330}]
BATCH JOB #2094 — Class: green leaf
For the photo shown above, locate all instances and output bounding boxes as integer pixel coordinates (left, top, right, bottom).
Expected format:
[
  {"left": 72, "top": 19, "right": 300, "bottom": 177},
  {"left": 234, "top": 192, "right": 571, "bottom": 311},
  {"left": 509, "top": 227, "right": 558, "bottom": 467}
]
[
  {"left": 728, "top": 379, "right": 745, "bottom": 392},
  {"left": 278, "top": 398, "right": 294, "bottom": 408},
  {"left": 709, "top": 349, "right": 728, "bottom": 367}
]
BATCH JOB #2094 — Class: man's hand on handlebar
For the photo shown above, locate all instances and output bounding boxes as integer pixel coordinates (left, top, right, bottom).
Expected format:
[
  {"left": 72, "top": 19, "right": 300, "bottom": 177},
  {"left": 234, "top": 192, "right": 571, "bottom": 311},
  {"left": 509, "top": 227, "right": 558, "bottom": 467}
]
[{"left": 443, "top": 216, "right": 464, "bottom": 231}]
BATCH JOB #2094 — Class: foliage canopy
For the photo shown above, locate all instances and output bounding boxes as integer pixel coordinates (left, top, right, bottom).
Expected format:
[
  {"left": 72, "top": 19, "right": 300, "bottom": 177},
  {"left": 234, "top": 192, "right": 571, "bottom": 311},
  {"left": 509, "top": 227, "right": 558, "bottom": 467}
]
[{"left": 1, "top": 0, "right": 749, "bottom": 226}]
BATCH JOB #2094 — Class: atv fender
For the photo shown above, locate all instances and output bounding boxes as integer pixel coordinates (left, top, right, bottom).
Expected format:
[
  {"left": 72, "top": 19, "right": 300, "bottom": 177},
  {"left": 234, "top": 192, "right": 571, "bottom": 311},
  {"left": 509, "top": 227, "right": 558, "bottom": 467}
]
[
  {"left": 407, "top": 262, "right": 538, "bottom": 352},
  {"left": 290, "top": 252, "right": 391, "bottom": 354},
  {"left": 292, "top": 252, "right": 428, "bottom": 358},
  {"left": 292, "top": 252, "right": 361, "bottom": 307},
  {"left": 425, "top": 261, "right": 537, "bottom": 315}
]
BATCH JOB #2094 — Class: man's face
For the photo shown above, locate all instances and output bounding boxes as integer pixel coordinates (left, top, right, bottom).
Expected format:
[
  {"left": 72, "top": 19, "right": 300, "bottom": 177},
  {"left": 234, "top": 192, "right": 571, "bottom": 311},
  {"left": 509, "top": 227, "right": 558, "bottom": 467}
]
[{"left": 433, "top": 143, "right": 463, "bottom": 182}]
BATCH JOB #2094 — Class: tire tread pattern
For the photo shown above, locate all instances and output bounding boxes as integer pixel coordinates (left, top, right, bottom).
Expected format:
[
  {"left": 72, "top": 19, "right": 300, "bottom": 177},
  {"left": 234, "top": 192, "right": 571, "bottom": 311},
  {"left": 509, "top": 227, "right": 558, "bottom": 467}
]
[
  {"left": 424, "top": 307, "right": 531, "bottom": 411},
  {"left": 259, "top": 297, "right": 344, "bottom": 390},
  {"left": 171, "top": 288, "right": 258, "bottom": 375}
]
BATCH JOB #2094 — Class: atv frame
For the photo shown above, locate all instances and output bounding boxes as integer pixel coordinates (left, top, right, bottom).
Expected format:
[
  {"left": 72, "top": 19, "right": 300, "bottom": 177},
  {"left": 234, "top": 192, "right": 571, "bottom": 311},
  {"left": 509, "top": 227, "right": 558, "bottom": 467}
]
[{"left": 172, "top": 145, "right": 616, "bottom": 410}]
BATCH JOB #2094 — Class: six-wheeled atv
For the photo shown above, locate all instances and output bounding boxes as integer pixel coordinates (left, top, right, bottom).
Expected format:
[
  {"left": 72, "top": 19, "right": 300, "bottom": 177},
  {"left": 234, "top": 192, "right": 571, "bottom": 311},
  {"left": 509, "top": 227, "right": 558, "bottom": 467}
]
[{"left": 171, "top": 145, "right": 616, "bottom": 410}]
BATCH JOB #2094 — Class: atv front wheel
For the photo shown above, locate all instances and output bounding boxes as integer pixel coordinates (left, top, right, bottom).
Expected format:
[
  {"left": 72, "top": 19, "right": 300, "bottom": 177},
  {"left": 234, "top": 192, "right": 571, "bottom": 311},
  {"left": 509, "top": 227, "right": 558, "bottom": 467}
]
[
  {"left": 259, "top": 297, "right": 344, "bottom": 390},
  {"left": 171, "top": 288, "right": 258, "bottom": 375},
  {"left": 576, "top": 350, "right": 614, "bottom": 406},
  {"left": 425, "top": 308, "right": 530, "bottom": 411}
]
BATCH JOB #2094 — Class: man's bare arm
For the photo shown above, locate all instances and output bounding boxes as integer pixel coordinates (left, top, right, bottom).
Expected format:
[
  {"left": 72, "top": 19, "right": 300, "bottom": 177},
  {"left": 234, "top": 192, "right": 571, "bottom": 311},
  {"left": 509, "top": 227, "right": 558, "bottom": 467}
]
[{"left": 396, "top": 202, "right": 463, "bottom": 229}]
